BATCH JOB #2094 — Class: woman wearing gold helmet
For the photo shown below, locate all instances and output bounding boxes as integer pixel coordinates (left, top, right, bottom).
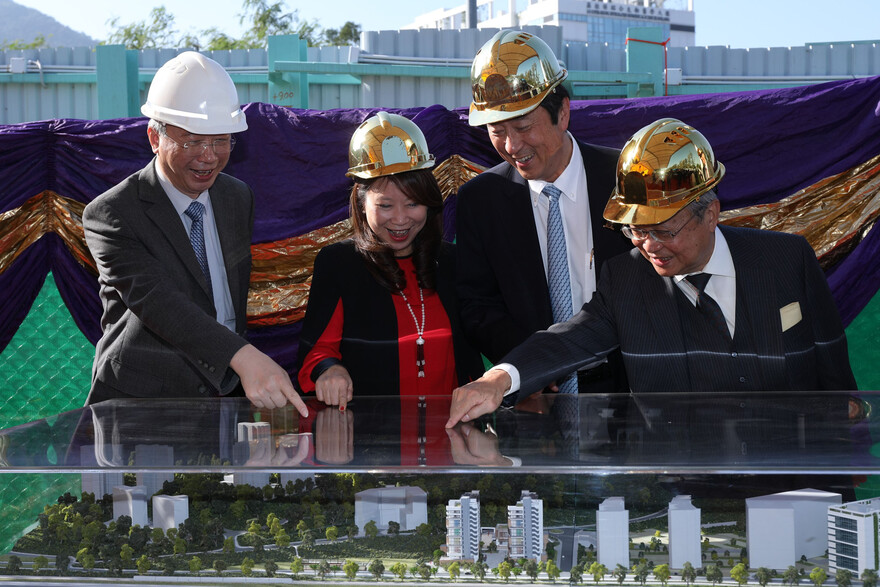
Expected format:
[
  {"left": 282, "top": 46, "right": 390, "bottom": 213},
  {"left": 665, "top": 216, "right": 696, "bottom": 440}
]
[{"left": 297, "top": 112, "right": 484, "bottom": 408}]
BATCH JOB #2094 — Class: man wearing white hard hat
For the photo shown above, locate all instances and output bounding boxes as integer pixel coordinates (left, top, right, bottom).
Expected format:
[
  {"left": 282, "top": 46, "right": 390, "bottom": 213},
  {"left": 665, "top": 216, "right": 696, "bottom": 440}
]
[
  {"left": 456, "top": 30, "right": 632, "bottom": 395},
  {"left": 83, "top": 51, "right": 307, "bottom": 414}
]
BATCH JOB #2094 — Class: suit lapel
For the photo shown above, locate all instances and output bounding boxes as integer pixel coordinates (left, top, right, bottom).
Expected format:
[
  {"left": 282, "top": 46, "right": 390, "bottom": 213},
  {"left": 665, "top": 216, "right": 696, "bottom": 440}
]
[
  {"left": 502, "top": 166, "right": 554, "bottom": 323},
  {"left": 211, "top": 182, "right": 244, "bottom": 316},
  {"left": 139, "top": 160, "right": 214, "bottom": 299}
]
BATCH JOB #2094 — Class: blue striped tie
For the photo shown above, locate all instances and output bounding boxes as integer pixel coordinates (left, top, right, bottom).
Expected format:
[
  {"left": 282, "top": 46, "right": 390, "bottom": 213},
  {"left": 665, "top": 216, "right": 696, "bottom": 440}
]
[
  {"left": 184, "top": 201, "right": 213, "bottom": 299},
  {"left": 543, "top": 184, "right": 578, "bottom": 395}
]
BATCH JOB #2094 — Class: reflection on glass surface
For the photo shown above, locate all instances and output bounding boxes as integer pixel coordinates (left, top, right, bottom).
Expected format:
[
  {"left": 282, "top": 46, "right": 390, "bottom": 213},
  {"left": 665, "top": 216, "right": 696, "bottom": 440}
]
[{"left": 0, "top": 391, "right": 872, "bottom": 474}]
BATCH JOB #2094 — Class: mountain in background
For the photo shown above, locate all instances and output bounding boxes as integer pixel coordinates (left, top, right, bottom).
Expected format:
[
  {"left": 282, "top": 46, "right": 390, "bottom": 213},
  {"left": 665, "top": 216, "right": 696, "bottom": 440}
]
[{"left": 0, "top": 0, "right": 96, "bottom": 48}]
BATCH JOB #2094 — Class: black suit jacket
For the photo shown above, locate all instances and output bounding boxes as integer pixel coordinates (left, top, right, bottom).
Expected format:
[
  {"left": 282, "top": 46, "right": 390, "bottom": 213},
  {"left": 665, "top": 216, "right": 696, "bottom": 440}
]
[
  {"left": 455, "top": 139, "right": 632, "bottom": 363},
  {"left": 82, "top": 159, "right": 254, "bottom": 403},
  {"left": 506, "top": 225, "right": 857, "bottom": 398}
]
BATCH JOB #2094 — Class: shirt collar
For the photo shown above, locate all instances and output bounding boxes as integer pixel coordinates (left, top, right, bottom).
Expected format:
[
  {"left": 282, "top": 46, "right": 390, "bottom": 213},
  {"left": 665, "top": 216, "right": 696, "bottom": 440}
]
[
  {"left": 154, "top": 161, "right": 210, "bottom": 216},
  {"left": 674, "top": 226, "right": 735, "bottom": 283},
  {"left": 529, "top": 132, "right": 581, "bottom": 206}
]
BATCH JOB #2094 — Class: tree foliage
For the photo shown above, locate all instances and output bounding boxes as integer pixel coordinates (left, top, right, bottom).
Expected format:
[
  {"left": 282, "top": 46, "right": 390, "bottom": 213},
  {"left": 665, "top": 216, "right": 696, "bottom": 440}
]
[{"left": 104, "top": 1, "right": 360, "bottom": 49}]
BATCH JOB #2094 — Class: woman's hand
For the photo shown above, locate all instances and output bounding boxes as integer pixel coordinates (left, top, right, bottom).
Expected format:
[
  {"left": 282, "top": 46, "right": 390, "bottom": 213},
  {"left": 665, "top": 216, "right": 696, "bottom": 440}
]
[{"left": 315, "top": 364, "right": 354, "bottom": 409}]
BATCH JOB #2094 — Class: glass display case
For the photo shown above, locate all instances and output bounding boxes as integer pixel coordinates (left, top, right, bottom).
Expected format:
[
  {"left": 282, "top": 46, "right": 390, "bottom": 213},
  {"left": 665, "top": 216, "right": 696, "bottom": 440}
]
[{"left": 0, "top": 391, "right": 877, "bottom": 582}]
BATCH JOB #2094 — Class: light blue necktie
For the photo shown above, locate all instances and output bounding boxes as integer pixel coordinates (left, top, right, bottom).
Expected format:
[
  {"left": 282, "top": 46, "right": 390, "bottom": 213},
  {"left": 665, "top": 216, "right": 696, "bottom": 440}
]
[
  {"left": 184, "top": 200, "right": 213, "bottom": 300},
  {"left": 543, "top": 184, "right": 578, "bottom": 394}
]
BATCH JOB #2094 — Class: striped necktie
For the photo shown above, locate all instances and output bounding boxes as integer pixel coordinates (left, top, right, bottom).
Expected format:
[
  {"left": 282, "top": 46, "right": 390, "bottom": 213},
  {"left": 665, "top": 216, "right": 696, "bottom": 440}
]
[
  {"left": 184, "top": 200, "right": 213, "bottom": 300},
  {"left": 543, "top": 184, "right": 577, "bottom": 394}
]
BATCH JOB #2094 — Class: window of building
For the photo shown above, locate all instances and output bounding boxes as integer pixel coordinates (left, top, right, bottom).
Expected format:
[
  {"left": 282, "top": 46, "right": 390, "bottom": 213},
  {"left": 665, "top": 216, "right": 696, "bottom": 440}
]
[{"left": 835, "top": 529, "right": 858, "bottom": 544}]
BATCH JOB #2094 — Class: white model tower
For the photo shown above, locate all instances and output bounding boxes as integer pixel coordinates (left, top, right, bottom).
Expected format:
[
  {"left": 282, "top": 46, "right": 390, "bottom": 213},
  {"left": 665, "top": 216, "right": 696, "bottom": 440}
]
[
  {"left": 668, "top": 495, "right": 701, "bottom": 569},
  {"left": 597, "top": 497, "right": 629, "bottom": 568}
]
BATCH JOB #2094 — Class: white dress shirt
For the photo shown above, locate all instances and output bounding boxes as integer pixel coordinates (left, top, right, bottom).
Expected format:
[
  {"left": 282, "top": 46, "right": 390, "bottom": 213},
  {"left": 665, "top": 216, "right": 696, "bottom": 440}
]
[
  {"left": 527, "top": 132, "right": 596, "bottom": 312},
  {"left": 156, "top": 167, "right": 236, "bottom": 332}
]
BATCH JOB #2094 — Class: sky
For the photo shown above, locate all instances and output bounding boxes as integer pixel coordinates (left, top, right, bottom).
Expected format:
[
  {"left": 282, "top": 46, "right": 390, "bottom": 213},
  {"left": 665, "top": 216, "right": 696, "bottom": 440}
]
[{"left": 12, "top": 0, "right": 880, "bottom": 49}]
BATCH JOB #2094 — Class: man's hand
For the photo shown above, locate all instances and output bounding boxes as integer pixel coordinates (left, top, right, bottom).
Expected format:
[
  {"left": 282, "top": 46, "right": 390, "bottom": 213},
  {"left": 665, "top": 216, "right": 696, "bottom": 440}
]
[
  {"left": 230, "top": 344, "right": 308, "bottom": 415},
  {"left": 315, "top": 364, "right": 354, "bottom": 410},
  {"left": 445, "top": 368, "right": 512, "bottom": 428},
  {"left": 447, "top": 423, "right": 512, "bottom": 466}
]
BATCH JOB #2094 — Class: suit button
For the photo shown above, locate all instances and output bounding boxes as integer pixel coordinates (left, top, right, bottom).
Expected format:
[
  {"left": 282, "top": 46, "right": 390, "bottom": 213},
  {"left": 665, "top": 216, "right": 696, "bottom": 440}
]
[
  {"left": 198, "top": 385, "right": 208, "bottom": 394},
  {"left": 731, "top": 352, "right": 738, "bottom": 358},
  {"left": 208, "top": 366, "right": 216, "bottom": 373},
  {"left": 739, "top": 377, "right": 746, "bottom": 383}
]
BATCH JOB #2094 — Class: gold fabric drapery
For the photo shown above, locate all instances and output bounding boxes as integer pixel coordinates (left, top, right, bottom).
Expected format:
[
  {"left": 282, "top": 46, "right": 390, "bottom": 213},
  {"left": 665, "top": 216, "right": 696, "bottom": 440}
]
[{"left": 2, "top": 153, "right": 876, "bottom": 327}]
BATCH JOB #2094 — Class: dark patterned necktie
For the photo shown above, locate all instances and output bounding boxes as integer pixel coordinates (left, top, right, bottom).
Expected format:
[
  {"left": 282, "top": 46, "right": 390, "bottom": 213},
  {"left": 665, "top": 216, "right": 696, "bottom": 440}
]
[
  {"left": 685, "top": 272, "right": 730, "bottom": 340},
  {"left": 543, "top": 184, "right": 577, "bottom": 394},
  {"left": 184, "top": 201, "right": 213, "bottom": 299}
]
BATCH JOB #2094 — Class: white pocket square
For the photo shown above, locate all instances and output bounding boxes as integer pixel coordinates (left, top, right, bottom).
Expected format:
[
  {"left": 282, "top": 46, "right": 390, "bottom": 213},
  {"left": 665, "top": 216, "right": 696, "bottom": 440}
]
[{"left": 780, "top": 301, "right": 802, "bottom": 332}]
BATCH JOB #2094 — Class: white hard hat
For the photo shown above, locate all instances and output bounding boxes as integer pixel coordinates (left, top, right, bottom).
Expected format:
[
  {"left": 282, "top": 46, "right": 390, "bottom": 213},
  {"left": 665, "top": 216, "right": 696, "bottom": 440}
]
[{"left": 141, "top": 51, "right": 247, "bottom": 135}]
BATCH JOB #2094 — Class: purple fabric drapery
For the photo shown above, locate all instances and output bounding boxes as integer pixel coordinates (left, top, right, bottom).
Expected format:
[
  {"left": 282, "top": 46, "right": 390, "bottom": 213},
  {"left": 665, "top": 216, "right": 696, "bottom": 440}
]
[{"left": 2, "top": 76, "right": 879, "bottom": 373}]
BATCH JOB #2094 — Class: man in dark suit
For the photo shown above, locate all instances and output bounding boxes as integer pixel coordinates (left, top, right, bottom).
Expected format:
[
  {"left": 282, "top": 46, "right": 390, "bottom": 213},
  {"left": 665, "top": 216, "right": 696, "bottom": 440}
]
[
  {"left": 456, "top": 30, "right": 631, "bottom": 392},
  {"left": 83, "top": 52, "right": 307, "bottom": 414},
  {"left": 447, "top": 118, "right": 857, "bottom": 427}
]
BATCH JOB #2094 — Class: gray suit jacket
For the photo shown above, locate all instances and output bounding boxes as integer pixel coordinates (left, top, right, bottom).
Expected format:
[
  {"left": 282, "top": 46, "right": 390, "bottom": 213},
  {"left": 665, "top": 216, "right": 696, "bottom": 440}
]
[
  {"left": 83, "top": 159, "right": 254, "bottom": 402},
  {"left": 505, "top": 225, "right": 857, "bottom": 398}
]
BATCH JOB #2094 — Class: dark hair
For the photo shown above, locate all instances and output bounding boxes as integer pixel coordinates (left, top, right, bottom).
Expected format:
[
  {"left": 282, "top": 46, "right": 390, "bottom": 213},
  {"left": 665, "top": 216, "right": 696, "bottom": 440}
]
[
  {"left": 538, "top": 84, "right": 569, "bottom": 125},
  {"left": 350, "top": 168, "right": 444, "bottom": 293}
]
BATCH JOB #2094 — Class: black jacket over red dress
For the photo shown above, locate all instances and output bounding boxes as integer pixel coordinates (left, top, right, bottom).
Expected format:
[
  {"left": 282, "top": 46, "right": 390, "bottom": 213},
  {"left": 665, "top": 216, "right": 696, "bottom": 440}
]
[{"left": 297, "top": 240, "right": 484, "bottom": 396}]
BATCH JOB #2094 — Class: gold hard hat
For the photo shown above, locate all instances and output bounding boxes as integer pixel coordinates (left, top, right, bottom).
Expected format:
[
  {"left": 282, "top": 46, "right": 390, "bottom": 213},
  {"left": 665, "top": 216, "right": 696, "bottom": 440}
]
[
  {"left": 603, "top": 118, "right": 725, "bottom": 226},
  {"left": 468, "top": 30, "right": 568, "bottom": 127},
  {"left": 347, "top": 112, "right": 435, "bottom": 179}
]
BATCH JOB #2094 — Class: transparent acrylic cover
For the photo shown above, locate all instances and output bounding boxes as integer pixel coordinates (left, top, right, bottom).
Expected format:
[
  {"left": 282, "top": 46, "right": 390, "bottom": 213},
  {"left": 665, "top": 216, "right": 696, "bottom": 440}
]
[{"left": 0, "top": 391, "right": 874, "bottom": 475}]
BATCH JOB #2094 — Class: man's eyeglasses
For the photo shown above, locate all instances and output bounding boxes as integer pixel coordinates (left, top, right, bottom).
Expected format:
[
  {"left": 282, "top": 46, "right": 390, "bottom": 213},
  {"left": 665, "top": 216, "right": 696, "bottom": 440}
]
[
  {"left": 162, "top": 135, "right": 236, "bottom": 155},
  {"left": 621, "top": 212, "right": 697, "bottom": 243}
]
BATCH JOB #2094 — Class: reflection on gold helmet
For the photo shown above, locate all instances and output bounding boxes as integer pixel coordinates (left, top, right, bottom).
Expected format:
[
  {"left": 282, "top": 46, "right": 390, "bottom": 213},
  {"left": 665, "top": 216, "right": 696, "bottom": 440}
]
[
  {"left": 603, "top": 118, "right": 725, "bottom": 226},
  {"left": 347, "top": 112, "right": 435, "bottom": 179},
  {"left": 468, "top": 30, "right": 568, "bottom": 126}
]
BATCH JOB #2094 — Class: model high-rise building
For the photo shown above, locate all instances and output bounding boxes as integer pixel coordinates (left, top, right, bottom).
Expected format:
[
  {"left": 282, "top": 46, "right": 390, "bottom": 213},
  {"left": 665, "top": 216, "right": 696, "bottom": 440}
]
[
  {"left": 447, "top": 490, "right": 481, "bottom": 561},
  {"left": 668, "top": 495, "right": 700, "bottom": 569},
  {"left": 747, "top": 488, "right": 841, "bottom": 570},
  {"left": 828, "top": 498, "right": 880, "bottom": 575},
  {"left": 508, "top": 490, "right": 543, "bottom": 561},
  {"left": 134, "top": 444, "right": 174, "bottom": 498},
  {"left": 597, "top": 497, "right": 629, "bottom": 568}
]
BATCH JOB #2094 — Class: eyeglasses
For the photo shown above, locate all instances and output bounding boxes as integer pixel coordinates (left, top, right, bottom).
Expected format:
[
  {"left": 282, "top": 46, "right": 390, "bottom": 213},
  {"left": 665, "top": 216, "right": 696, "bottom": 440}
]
[
  {"left": 162, "top": 135, "right": 236, "bottom": 155},
  {"left": 622, "top": 213, "right": 698, "bottom": 243}
]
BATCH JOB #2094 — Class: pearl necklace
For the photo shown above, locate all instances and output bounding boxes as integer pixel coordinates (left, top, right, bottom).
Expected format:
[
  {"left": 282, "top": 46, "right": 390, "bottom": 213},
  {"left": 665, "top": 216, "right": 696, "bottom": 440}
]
[{"left": 399, "top": 287, "right": 426, "bottom": 378}]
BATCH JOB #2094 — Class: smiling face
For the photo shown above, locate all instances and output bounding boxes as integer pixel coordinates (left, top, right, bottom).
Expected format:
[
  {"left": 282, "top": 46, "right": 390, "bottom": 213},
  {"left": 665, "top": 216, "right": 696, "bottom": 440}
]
[
  {"left": 363, "top": 178, "right": 429, "bottom": 257},
  {"left": 632, "top": 199, "right": 720, "bottom": 277},
  {"left": 148, "top": 124, "right": 231, "bottom": 198},
  {"left": 485, "top": 99, "right": 572, "bottom": 182}
]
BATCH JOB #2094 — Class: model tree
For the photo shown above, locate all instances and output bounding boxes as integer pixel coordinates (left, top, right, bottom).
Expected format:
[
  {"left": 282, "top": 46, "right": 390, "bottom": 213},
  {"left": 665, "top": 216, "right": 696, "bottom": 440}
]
[
  {"left": 613, "top": 564, "right": 628, "bottom": 585},
  {"left": 365, "top": 520, "right": 379, "bottom": 538},
  {"left": 633, "top": 561, "right": 650, "bottom": 586},
  {"left": 755, "top": 567, "right": 773, "bottom": 587},
  {"left": 387, "top": 521, "right": 400, "bottom": 536},
  {"left": 731, "top": 562, "right": 749, "bottom": 586},
  {"left": 589, "top": 561, "right": 608, "bottom": 584},
  {"left": 290, "top": 557, "right": 304, "bottom": 579},
  {"left": 784, "top": 565, "right": 802, "bottom": 586},
  {"left": 835, "top": 569, "right": 852, "bottom": 587},
  {"left": 343, "top": 560, "right": 359, "bottom": 580},
  {"left": 369, "top": 559, "right": 385, "bottom": 581},
  {"left": 390, "top": 562, "right": 407, "bottom": 580},
  {"left": 862, "top": 569, "right": 878, "bottom": 587},
  {"left": 654, "top": 563, "right": 671, "bottom": 586},
  {"left": 546, "top": 560, "right": 561, "bottom": 582},
  {"left": 240, "top": 556, "right": 254, "bottom": 577},
  {"left": 448, "top": 561, "right": 460, "bottom": 582},
  {"left": 682, "top": 562, "right": 698, "bottom": 586},
  {"left": 705, "top": 564, "right": 724, "bottom": 586},
  {"left": 810, "top": 567, "right": 827, "bottom": 587}
]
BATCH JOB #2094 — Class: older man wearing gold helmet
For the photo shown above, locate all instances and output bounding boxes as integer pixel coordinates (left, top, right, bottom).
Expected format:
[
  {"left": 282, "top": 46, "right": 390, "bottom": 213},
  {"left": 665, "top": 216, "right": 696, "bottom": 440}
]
[
  {"left": 448, "top": 118, "right": 856, "bottom": 427},
  {"left": 456, "top": 30, "right": 632, "bottom": 397}
]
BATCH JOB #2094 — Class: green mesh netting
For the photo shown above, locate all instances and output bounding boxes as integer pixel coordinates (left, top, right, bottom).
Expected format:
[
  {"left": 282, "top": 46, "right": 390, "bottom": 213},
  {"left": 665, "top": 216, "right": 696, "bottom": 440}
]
[{"left": 0, "top": 272, "right": 92, "bottom": 553}]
